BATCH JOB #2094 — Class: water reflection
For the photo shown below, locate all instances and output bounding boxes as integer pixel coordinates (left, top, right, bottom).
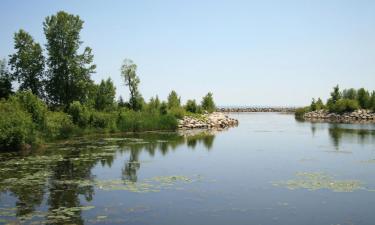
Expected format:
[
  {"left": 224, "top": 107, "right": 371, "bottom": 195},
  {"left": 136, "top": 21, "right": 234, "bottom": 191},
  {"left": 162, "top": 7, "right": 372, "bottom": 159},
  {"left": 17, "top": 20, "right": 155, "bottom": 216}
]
[
  {"left": 0, "top": 130, "right": 216, "bottom": 224},
  {"left": 296, "top": 118, "right": 375, "bottom": 149}
]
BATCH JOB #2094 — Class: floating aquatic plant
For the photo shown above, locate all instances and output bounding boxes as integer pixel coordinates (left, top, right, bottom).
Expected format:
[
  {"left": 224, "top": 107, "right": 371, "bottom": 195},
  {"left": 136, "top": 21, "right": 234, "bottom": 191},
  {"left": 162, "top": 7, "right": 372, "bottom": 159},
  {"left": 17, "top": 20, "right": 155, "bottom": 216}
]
[{"left": 273, "top": 172, "right": 363, "bottom": 192}]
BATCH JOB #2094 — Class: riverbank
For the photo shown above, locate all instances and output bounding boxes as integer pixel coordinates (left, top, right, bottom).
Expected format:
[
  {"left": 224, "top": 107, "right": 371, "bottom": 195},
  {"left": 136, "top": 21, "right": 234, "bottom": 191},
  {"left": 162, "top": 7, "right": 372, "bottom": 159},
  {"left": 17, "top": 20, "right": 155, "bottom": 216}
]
[
  {"left": 178, "top": 112, "right": 238, "bottom": 129},
  {"left": 217, "top": 107, "right": 296, "bottom": 113},
  {"left": 303, "top": 109, "right": 375, "bottom": 123}
]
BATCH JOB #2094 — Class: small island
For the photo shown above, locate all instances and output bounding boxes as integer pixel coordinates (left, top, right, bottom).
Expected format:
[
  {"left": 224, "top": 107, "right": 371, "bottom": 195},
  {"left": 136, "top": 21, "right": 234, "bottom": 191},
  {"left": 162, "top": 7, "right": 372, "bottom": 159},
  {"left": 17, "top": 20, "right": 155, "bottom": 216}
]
[{"left": 296, "top": 85, "right": 375, "bottom": 123}]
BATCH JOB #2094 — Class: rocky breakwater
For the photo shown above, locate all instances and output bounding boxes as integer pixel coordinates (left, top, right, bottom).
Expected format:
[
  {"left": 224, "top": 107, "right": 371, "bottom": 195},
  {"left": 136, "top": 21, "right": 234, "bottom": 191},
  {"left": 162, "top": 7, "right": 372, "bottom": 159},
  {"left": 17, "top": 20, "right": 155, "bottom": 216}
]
[
  {"left": 178, "top": 112, "right": 239, "bottom": 130},
  {"left": 304, "top": 109, "right": 375, "bottom": 123},
  {"left": 217, "top": 107, "right": 296, "bottom": 113}
]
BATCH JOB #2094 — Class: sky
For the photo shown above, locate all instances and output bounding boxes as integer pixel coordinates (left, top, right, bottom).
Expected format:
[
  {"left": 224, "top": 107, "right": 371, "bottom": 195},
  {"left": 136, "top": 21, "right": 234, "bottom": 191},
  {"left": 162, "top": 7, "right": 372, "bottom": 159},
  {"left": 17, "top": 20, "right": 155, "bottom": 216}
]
[{"left": 1, "top": 0, "right": 375, "bottom": 107}]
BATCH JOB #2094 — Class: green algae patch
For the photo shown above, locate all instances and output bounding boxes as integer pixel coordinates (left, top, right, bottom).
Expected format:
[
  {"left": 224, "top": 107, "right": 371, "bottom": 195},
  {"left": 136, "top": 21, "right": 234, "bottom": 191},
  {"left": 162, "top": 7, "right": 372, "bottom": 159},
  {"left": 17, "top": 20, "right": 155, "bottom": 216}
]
[
  {"left": 52, "top": 175, "right": 201, "bottom": 193},
  {"left": 272, "top": 172, "right": 363, "bottom": 192}
]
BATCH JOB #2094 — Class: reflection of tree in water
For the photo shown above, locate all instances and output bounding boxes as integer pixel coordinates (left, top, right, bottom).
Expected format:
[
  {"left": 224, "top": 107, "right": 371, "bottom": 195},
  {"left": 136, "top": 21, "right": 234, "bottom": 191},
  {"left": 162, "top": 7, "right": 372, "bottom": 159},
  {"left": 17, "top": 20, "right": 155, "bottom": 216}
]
[
  {"left": 121, "top": 131, "right": 216, "bottom": 182},
  {"left": 0, "top": 130, "right": 217, "bottom": 223},
  {"left": 328, "top": 125, "right": 375, "bottom": 149}
]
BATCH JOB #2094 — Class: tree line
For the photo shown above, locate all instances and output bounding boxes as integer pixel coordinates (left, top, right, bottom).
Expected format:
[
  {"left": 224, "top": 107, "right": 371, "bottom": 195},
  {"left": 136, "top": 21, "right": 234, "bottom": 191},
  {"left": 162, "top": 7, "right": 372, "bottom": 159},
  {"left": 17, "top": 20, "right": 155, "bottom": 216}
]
[
  {"left": 0, "top": 11, "right": 216, "bottom": 150},
  {"left": 296, "top": 85, "right": 375, "bottom": 117}
]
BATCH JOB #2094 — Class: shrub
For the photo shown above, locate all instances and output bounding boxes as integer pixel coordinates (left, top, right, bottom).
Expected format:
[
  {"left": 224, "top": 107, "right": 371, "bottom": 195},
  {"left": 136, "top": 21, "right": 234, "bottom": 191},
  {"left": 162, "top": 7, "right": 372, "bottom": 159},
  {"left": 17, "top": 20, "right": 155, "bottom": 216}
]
[
  {"left": 67, "top": 101, "right": 90, "bottom": 127},
  {"left": 11, "top": 91, "right": 48, "bottom": 128},
  {"left": 117, "top": 110, "right": 177, "bottom": 132},
  {"left": 185, "top": 99, "right": 198, "bottom": 113},
  {"left": 45, "top": 111, "right": 75, "bottom": 139},
  {"left": 332, "top": 99, "right": 359, "bottom": 114},
  {"left": 169, "top": 107, "right": 185, "bottom": 119},
  {"left": 201, "top": 92, "right": 216, "bottom": 113},
  {"left": 89, "top": 111, "right": 117, "bottom": 131},
  {"left": 159, "top": 102, "right": 168, "bottom": 115},
  {"left": 0, "top": 100, "right": 35, "bottom": 149},
  {"left": 295, "top": 106, "right": 310, "bottom": 118}
]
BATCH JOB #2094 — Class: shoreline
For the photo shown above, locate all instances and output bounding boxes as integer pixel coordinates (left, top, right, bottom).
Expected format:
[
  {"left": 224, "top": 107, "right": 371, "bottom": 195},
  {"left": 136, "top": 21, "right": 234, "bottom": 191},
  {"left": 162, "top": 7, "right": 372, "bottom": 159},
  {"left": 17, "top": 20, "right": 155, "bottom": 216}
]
[
  {"left": 302, "top": 109, "right": 375, "bottom": 123},
  {"left": 178, "top": 112, "right": 239, "bottom": 130}
]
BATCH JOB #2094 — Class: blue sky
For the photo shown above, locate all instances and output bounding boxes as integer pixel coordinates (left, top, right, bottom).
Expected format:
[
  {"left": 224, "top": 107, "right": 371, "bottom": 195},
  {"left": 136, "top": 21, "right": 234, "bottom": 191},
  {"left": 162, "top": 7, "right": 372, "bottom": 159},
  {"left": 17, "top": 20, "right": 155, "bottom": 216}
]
[{"left": 1, "top": 0, "right": 375, "bottom": 106}]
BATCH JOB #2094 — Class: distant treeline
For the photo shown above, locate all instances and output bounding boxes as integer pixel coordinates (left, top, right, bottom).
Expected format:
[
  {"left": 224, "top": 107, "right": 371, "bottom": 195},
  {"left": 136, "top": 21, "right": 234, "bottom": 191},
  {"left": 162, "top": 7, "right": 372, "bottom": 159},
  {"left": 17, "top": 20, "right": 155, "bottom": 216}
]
[
  {"left": 0, "top": 11, "right": 216, "bottom": 150},
  {"left": 296, "top": 85, "right": 375, "bottom": 117}
]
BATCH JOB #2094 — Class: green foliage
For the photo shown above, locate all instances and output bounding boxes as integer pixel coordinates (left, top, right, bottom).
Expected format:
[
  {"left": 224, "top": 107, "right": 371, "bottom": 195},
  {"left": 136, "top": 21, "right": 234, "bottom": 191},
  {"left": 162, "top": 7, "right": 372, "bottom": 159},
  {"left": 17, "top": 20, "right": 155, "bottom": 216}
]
[
  {"left": 329, "top": 85, "right": 341, "bottom": 104},
  {"left": 315, "top": 98, "right": 325, "bottom": 110},
  {"left": 310, "top": 98, "right": 317, "bottom": 111},
  {"left": 117, "top": 110, "right": 177, "bottom": 132},
  {"left": 89, "top": 111, "right": 117, "bottom": 131},
  {"left": 44, "top": 11, "right": 96, "bottom": 108},
  {"left": 146, "top": 96, "right": 161, "bottom": 113},
  {"left": 169, "top": 107, "right": 186, "bottom": 119},
  {"left": 45, "top": 111, "right": 75, "bottom": 139},
  {"left": 0, "top": 59, "right": 13, "bottom": 99},
  {"left": 185, "top": 99, "right": 198, "bottom": 113},
  {"left": 331, "top": 99, "right": 359, "bottom": 114},
  {"left": 370, "top": 91, "right": 375, "bottom": 111},
  {"left": 11, "top": 91, "right": 48, "bottom": 128},
  {"left": 94, "top": 78, "right": 116, "bottom": 111},
  {"left": 121, "top": 59, "right": 143, "bottom": 111},
  {"left": 295, "top": 106, "right": 311, "bottom": 118},
  {"left": 357, "top": 88, "right": 370, "bottom": 109},
  {"left": 342, "top": 88, "right": 357, "bottom": 100},
  {"left": 159, "top": 102, "right": 168, "bottom": 115},
  {"left": 167, "top": 90, "right": 181, "bottom": 109},
  {"left": 8, "top": 29, "right": 45, "bottom": 98},
  {"left": 201, "top": 92, "right": 216, "bottom": 113},
  {"left": 67, "top": 101, "right": 90, "bottom": 127},
  {"left": 310, "top": 98, "right": 325, "bottom": 111},
  {"left": 0, "top": 100, "right": 35, "bottom": 149}
]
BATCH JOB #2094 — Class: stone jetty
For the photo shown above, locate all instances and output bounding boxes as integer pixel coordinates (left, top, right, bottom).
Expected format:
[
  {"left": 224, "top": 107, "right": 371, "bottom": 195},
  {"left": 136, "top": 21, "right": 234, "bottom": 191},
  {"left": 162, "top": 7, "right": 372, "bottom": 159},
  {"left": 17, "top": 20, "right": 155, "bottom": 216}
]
[
  {"left": 178, "top": 112, "right": 239, "bottom": 129},
  {"left": 303, "top": 109, "right": 375, "bottom": 123},
  {"left": 217, "top": 107, "right": 296, "bottom": 113}
]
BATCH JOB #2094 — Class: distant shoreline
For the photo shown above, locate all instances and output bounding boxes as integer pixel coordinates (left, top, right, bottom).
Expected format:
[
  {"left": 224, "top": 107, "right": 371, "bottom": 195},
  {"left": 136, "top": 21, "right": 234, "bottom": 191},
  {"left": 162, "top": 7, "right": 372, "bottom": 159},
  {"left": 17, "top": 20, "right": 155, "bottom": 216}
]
[{"left": 216, "top": 107, "right": 296, "bottom": 113}]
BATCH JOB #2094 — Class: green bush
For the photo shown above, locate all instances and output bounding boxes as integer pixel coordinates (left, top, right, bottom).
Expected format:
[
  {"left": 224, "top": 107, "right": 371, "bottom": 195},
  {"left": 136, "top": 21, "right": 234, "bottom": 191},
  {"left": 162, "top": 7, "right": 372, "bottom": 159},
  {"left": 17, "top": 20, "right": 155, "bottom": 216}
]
[
  {"left": 45, "top": 111, "right": 75, "bottom": 139},
  {"left": 185, "top": 99, "right": 198, "bottom": 113},
  {"left": 201, "top": 92, "right": 216, "bottom": 113},
  {"left": 0, "top": 100, "right": 35, "bottom": 149},
  {"left": 89, "top": 111, "right": 117, "bottom": 131},
  {"left": 67, "top": 101, "right": 90, "bottom": 127},
  {"left": 294, "top": 106, "right": 310, "bottom": 118},
  {"left": 11, "top": 91, "right": 48, "bottom": 128},
  {"left": 117, "top": 110, "right": 177, "bottom": 132},
  {"left": 169, "top": 107, "right": 185, "bottom": 119},
  {"left": 332, "top": 99, "right": 359, "bottom": 114}
]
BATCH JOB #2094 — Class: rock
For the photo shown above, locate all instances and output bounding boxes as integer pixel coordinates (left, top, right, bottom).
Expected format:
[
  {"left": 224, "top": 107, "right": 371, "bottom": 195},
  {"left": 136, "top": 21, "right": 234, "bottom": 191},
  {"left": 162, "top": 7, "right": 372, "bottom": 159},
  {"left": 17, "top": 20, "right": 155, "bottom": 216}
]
[
  {"left": 303, "top": 110, "right": 375, "bottom": 123},
  {"left": 178, "top": 112, "right": 238, "bottom": 130}
]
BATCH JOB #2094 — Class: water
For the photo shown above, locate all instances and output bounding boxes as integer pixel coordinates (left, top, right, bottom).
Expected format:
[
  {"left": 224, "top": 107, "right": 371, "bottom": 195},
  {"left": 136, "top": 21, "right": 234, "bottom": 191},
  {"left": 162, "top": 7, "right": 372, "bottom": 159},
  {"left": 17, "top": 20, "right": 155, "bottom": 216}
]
[{"left": 1, "top": 113, "right": 375, "bottom": 225}]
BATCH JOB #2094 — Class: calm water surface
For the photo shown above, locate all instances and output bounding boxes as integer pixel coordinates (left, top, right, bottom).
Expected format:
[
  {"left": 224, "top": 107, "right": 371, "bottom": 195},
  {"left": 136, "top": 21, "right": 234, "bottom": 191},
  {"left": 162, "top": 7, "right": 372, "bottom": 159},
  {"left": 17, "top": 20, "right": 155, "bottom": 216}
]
[{"left": 1, "top": 113, "right": 375, "bottom": 225}]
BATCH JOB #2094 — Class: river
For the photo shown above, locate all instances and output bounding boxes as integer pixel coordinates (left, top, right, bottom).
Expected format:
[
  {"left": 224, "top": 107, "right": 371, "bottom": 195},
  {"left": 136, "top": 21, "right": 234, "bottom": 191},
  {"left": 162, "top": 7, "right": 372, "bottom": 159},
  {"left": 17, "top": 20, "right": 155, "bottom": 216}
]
[{"left": 1, "top": 113, "right": 375, "bottom": 225}]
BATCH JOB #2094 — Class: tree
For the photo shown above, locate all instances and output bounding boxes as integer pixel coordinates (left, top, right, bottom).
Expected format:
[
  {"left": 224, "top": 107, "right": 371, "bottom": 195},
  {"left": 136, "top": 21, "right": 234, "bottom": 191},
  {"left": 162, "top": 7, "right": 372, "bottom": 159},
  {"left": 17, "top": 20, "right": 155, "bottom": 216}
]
[
  {"left": 120, "top": 59, "right": 143, "bottom": 111},
  {"left": 330, "top": 85, "right": 341, "bottom": 104},
  {"left": 310, "top": 98, "right": 317, "bottom": 111},
  {"left": 147, "top": 95, "right": 160, "bottom": 113},
  {"left": 118, "top": 96, "right": 126, "bottom": 108},
  {"left": 0, "top": 59, "right": 13, "bottom": 99},
  {"left": 342, "top": 88, "right": 357, "bottom": 100},
  {"left": 94, "top": 78, "right": 116, "bottom": 111},
  {"left": 327, "top": 85, "right": 341, "bottom": 112},
  {"left": 315, "top": 98, "right": 325, "bottom": 110},
  {"left": 167, "top": 90, "right": 180, "bottom": 109},
  {"left": 201, "top": 92, "right": 216, "bottom": 113},
  {"left": 43, "top": 11, "right": 96, "bottom": 108},
  {"left": 9, "top": 29, "right": 45, "bottom": 98},
  {"left": 370, "top": 91, "right": 375, "bottom": 111},
  {"left": 185, "top": 99, "right": 198, "bottom": 113},
  {"left": 357, "top": 88, "right": 370, "bottom": 109}
]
